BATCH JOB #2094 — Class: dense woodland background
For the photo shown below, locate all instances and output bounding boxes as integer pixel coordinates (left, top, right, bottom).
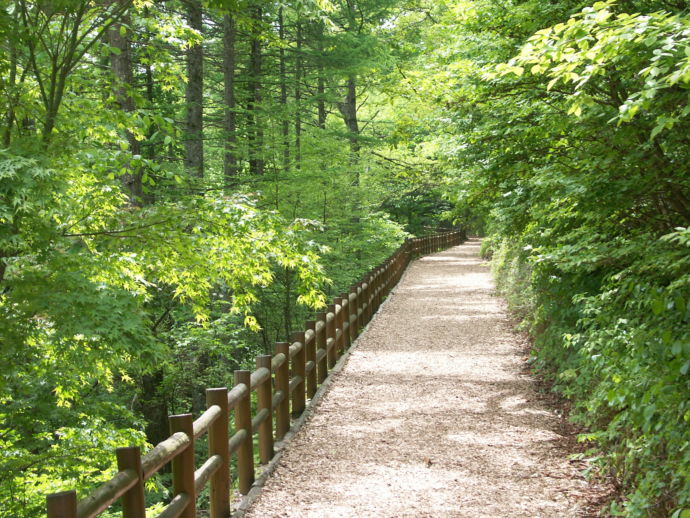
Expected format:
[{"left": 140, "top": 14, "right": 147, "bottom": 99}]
[{"left": 1, "top": 0, "right": 689, "bottom": 516}]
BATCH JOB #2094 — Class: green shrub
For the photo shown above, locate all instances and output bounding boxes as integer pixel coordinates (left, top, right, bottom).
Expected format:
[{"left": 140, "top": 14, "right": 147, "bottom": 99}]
[{"left": 491, "top": 231, "right": 690, "bottom": 516}]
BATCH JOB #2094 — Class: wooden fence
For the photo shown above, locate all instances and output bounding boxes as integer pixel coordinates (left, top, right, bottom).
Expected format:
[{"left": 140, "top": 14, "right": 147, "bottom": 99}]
[{"left": 46, "top": 230, "right": 466, "bottom": 518}]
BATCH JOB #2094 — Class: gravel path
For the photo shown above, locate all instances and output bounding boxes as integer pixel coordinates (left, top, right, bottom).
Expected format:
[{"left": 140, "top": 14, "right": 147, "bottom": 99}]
[{"left": 244, "top": 239, "right": 605, "bottom": 517}]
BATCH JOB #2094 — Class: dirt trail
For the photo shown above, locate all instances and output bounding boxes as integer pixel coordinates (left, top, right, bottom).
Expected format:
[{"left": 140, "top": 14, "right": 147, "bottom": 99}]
[{"left": 244, "top": 238, "right": 604, "bottom": 517}]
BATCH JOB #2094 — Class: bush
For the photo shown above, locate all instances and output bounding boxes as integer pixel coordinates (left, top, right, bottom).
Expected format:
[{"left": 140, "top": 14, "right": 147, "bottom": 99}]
[{"left": 490, "top": 231, "right": 690, "bottom": 516}]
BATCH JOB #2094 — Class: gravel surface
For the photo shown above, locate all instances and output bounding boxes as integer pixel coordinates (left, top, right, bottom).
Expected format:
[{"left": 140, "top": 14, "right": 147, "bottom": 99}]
[{"left": 243, "top": 239, "right": 607, "bottom": 517}]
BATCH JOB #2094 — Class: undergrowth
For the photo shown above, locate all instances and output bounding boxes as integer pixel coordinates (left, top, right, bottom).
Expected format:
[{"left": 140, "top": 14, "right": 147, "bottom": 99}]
[{"left": 484, "top": 235, "right": 690, "bottom": 517}]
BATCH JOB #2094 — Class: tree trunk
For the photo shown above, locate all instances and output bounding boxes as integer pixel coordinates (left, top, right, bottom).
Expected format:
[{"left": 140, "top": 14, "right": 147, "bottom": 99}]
[
  {"left": 341, "top": 0, "right": 360, "bottom": 173},
  {"left": 184, "top": 0, "right": 204, "bottom": 178},
  {"left": 279, "top": 7, "right": 290, "bottom": 174},
  {"left": 294, "top": 20, "right": 303, "bottom": 170},
  {"left": 314, "top": 20, "right": 327, "bottom": 130},
  {"left": 108, "top": 8, "right": 144, "bottom": 203},
  {"left": 337, "top": 76, "right": 360, "bottom": 175},
  {"left": 248, "top": 6, "right": 264, "bottom": 176},
  {"left": 138, "top": 370, "right": 169, "bottom": 446},
  {"left": 223, "top": 13, "right": 238, "bottom": 182},
  {"left": 338, "top": 75, "right": 361, "bottom": 254},
  {"left": 3, "top": 40, "right": 17, "bottom": 147},
  {"left": 317, "top": 73, "right": 326, "bottom": 130}
]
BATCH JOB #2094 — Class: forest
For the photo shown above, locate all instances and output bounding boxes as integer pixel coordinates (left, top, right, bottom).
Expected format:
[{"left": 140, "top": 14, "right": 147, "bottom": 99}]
[{"left": 1, "top": 0, "right": 689, "bottom": 516}]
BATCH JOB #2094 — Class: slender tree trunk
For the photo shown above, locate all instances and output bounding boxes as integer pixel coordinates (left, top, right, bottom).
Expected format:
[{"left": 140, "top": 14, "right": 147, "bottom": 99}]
[
  {"left": 314, "top": 20, "right": 327, "bottom": 130},
  {"left": 337, "top": 76, "right": 360, "bottom": 175},
  {"left": 3, "top": 6, "right": 22, "bottom": 145},
  {"left": 3, "top": 43, "right": 17, "bottom": 147},
  {"left": 108, "top": 8, "right": 144, "bottom": 203},
  {"left": 338, "top": 75, "right": 361, "bottom": 255},
  {"left": 144, "top": 62, "right": 155, "bottom": 162},
  {"left": 341, "top": 0, "right": 360, "bottom": 176},
  {"left": 139, "top": 15, "right": 157, "bottom": 205},
  {"left": 138, "top": 371, "right": 169, "bottom": 446},
  {"left": 294, "top": 20, "right": 303, "bottom": 170},
  {"left": 317, "top": 74, "right": 326, "bottom": 130},
  {"left": 184, "top": 0, "right": 204, "bottom": 178},
  {"left": 279, "top": 7, "right": 290, "bottom": 174},
  {"left": 142, "top": 7, "right": 157, "bottom": 184},
  {"left": 248, "top": 6, "right": 264, "bottom": 176},
  {"left": 222, "top": 13, "right": 237, "bottom": 182}
]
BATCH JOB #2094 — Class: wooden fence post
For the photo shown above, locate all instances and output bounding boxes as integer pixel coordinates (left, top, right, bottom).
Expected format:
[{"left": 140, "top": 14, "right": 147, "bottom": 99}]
[
  {"left": 169, "top": 414, "right": 196, "bottom": 518},
  {"left": 275, "top": 342, "right": 290, "bottom": 441},
  {"left": 338, "top": 294, "right": 351, "bottom": 349},
  {"left": 116, "top": 447, "right": 146, "bottom": 518},
  {"left": 376, "top": 267, "right": 383, "bottom": 309},
  {"left": 326, "top": 304, "right": 337, "bottom": 367},
  {"left": 256, "top": 355, "right": 274, "bottom": 463},
  {"left": 365, "top": 276, "right": 373, "bottom": 323},
  {"left": 47, "top": 491, "right": 77, "bottom": 518},
  {"left": 384, "top": 261, "right": 392, "bottom": 296},
  {"left": 349, "top": 286, "right": 359, "bottom": 340},
  {"left": 358, "top": 281, "right": 365, "bottom": 327},
  {"left": 291, "top": 331, "right": 306, "bottom": 416},
  {"left": 206, "top": 388, "right": 230, "bottom": 518},
  {"left": 371, "top": 267, "right": 381, "bottom": 312},
  {"left": 316, "top": 312, "right": 328, "bottom": 383},
  {"left": 333, "top": 300, "right": 344, "bottom": 356},
  {"left": 234, "top": 370, "right": 254, "bottom": 495},
  {"left": 361, "top": 279, "right": 369, "bottom": 325},
  {"left": 369, "top": 272, "right": 376, "bottom": 315},
  {"left": 305, "top": 320, "right": 317, "bottom": 398}
]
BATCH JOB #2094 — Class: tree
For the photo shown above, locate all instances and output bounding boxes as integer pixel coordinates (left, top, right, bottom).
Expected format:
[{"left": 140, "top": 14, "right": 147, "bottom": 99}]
[
  {"left": 222, "top": 9, "right": 238, "bottom": 181},
  {"left": 184, "top": 0, "right": 204, "bottom": 178},
  {"left": 108, "top": 0, "right": 144, "bottom": 202},
  {"left": 247, "top": 3, "right": 265, "bottom": 175}
]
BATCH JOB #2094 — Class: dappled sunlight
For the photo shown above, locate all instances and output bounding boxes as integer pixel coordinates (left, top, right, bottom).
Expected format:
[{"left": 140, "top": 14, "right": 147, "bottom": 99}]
[{"left": 247, "top": 241, "right": 595, "bottom": 517}]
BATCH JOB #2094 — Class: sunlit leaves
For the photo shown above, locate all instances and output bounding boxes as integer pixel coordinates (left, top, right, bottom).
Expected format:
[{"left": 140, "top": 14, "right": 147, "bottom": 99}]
[{"left": 504, "top": 2, "right": 690, "bottom": 138}]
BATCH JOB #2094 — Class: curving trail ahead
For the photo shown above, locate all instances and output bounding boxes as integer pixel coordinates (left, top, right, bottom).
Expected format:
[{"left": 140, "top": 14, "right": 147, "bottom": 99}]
[{"left": 243, "top": 239, "right": 605, "bottom": 517}]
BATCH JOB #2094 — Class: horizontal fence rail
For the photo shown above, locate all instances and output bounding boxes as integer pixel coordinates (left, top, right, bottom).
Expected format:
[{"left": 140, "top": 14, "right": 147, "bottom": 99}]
[{"left": 46, "top": 230, "right": 466, "bottom": 518}]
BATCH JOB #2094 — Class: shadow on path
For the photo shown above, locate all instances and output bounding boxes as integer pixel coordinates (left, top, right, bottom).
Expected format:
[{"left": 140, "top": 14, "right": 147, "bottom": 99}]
[{"left": 244, "top": 238, "right": 606, "bottom": 518}]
